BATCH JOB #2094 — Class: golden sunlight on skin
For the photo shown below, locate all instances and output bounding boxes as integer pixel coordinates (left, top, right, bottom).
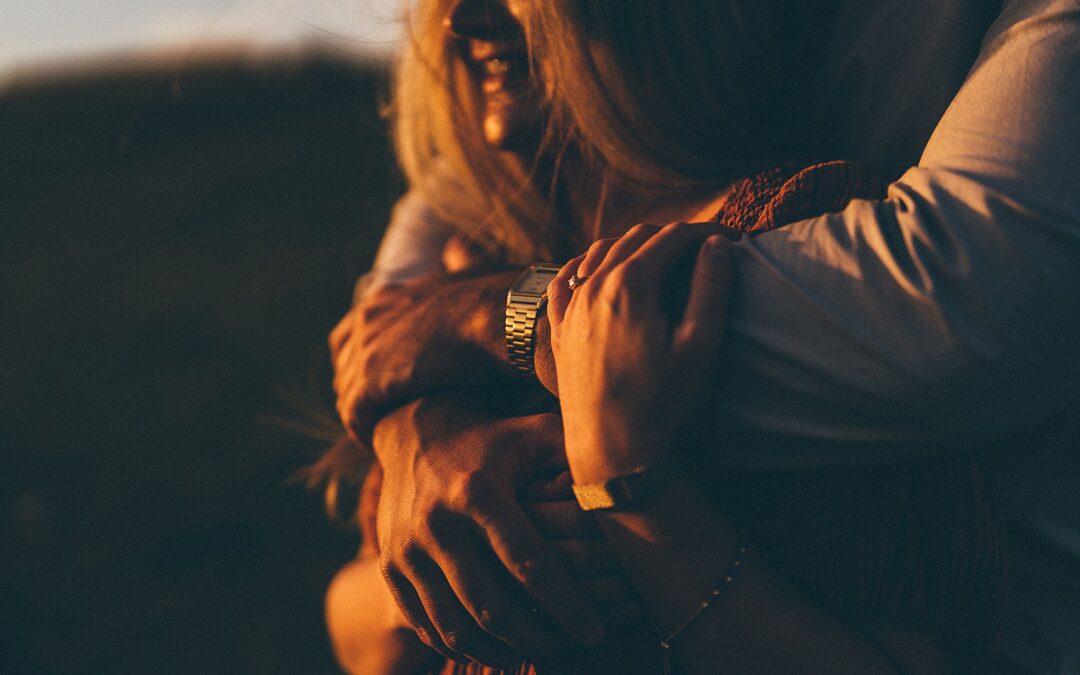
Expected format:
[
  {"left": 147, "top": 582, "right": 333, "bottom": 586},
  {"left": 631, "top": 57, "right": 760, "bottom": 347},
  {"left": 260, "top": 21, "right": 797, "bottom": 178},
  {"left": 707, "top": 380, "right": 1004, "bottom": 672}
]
[{"left": 447, "top": 0, "right": 543, "bottom": 152}]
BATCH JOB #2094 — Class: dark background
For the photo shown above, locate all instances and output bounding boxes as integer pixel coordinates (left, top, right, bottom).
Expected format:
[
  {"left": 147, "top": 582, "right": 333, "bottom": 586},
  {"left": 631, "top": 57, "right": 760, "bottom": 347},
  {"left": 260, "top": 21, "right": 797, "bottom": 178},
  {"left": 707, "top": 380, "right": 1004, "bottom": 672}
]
[
  {"left": 1, "top": 51, "right": 1078, "bottom": 674},
  {"left": 1, "top": 52, "right": 400, "bottom": 674}
]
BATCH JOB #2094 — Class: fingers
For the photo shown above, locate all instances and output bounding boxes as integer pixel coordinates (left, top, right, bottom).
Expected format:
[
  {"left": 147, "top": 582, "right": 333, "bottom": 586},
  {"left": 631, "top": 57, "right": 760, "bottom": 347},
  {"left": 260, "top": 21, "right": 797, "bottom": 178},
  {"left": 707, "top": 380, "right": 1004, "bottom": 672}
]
[
  {"left": 515, "top": 412, "right": 567, "bottom": 463},
  {"left": 428, "top": 520, "right": 565, "bottom": 661},
  {"left": 332, "top": 336, "right": 375, "bottom": 444},
  {"left": 382, "top": 562, "right": 468, "bottom": 664},
  {"left": 621, "top": 221, "right": 722, "bottom": 281},
  {"left": 339, "top": 360, "right": 375, "bottom": 443},
  {"left": 550, "top": 223, "right": 721, "bottom": 326},
  {"left": 411, "top": 561, "right": 524, "bottom": 668},
  {"left": 575, "top": 235, "right": 621, "bottom": 279},
  {"left": 548, "top": 253, "right": 584, "bottom": 326},
  {"left": 589, "top": 223, "right": 662, "bottom": 276},
  {"left": 524, "top": 500, "right": 600, "bottom": 539},
  {"left": 549, "top": 226, "right": 658, "bottom": 325},
  {"left": 524, "top": 469, "right": 574, "bottom": 502},
  {"left": 328, "top": 311, "right": 351, "bottom": 359},
  {"left": 674, "top": 235, "right": 733, "bottom": 357},
  {"left": 331, "top": 333, "right": 356, "bottom": 399},
  {"left": 471, "top": 498, "right": 607, "bottom": 647}
]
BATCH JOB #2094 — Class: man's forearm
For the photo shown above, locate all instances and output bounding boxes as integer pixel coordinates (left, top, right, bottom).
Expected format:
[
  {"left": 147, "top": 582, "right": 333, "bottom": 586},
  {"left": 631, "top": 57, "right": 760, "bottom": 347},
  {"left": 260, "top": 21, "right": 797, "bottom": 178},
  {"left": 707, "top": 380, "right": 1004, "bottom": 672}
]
[{"left": 433, "top": 268, "right": 559, "bottom": 397}]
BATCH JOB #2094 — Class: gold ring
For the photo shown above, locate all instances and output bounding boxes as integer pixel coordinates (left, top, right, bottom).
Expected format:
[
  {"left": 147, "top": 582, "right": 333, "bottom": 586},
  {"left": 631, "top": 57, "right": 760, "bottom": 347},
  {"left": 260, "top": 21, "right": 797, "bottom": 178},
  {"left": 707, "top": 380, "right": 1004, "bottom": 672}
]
[{"left": 568, "top": 273, "right": 589, "bottom": 291}]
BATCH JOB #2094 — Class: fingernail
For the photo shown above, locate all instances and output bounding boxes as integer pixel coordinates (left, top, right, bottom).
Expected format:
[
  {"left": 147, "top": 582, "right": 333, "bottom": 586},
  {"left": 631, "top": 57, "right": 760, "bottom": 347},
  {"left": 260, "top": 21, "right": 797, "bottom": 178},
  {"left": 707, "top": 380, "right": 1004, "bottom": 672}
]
[{"left": 582, "top": 623, "right": 606, "bottom": 646}]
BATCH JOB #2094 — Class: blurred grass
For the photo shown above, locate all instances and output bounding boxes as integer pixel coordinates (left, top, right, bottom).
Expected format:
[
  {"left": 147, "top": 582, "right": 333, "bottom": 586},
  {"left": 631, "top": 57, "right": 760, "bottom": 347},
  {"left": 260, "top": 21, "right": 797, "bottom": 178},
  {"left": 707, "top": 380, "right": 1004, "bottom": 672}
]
[{"left": 0, "top": 51, "right": 403, "bottom": 673}]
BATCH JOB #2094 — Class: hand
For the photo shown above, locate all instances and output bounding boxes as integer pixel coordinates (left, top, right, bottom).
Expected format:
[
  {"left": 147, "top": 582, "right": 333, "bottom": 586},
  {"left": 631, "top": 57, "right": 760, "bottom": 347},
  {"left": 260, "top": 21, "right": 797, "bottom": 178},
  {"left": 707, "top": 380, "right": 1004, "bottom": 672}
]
[
  {"left": 523, "top": 470, "right": 647, "bottom": 629},
  {"left": 329, "top": 270, "right": 521, "bottom": 443},
  {"left": 547, "top": 222, "right": 734, "bottom": 484},
  {"left": 372, "top": 394, "right": 607, "bottom": 668}
]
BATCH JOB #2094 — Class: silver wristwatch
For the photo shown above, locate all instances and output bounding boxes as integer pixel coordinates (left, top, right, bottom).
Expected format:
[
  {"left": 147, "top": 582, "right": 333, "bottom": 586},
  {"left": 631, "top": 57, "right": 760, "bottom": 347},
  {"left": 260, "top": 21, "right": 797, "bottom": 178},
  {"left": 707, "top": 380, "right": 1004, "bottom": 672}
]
[{"left": 506, "top": 264, "right": 561, "bottom": 376}]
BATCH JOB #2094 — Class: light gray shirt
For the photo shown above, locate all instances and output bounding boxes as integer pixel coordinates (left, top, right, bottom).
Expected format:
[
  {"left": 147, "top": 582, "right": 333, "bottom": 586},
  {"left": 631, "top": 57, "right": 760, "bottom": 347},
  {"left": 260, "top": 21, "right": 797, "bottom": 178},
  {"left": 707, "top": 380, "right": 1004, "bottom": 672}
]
[{"left": 361, "top": 0, "right": 1080, "bottom": 465}]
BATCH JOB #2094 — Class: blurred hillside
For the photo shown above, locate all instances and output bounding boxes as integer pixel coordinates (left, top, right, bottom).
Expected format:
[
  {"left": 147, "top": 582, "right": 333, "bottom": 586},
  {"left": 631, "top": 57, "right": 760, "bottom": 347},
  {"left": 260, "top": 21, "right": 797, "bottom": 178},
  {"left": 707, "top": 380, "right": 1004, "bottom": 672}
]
[{"left": 0, "top": 52, "right": 401, "bottom": 673}]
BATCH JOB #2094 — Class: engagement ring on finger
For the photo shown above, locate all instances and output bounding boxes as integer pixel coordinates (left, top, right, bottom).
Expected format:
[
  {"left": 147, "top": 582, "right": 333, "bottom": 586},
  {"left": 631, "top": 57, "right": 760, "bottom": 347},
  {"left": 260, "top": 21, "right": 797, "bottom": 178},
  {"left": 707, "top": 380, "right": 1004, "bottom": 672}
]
[{"left": 568, "top": 273, "right": 589, "bottom": 291}]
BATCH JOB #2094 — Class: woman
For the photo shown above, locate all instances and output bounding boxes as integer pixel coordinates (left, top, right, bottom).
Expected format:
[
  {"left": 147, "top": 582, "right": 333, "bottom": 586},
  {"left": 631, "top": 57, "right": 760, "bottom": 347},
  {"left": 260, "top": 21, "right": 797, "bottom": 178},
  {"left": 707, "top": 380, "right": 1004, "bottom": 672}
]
[{"left": 325, "top": 0, "right": 1080, "bottom": 671}]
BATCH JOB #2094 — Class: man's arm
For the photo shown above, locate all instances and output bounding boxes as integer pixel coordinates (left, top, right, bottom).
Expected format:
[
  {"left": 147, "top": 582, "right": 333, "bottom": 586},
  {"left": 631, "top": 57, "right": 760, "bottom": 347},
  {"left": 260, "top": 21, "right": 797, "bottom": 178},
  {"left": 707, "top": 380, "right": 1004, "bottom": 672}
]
[
  {"left": 343, "top": 0, "right": 1080, "bottom": 454},
  {"left": 537, "top": 0, "right": 1080, "bottom": 452},
  {"left": 708, "top": 0, "right": 1080, "bottom": 452}
]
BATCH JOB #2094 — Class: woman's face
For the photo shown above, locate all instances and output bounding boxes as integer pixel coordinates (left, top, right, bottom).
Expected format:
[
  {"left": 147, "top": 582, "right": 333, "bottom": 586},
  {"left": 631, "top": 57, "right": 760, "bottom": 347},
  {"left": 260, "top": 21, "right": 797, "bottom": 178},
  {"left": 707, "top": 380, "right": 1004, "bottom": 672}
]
[{"left": 446, "top": 0, "right": 544, "bottom": 152}]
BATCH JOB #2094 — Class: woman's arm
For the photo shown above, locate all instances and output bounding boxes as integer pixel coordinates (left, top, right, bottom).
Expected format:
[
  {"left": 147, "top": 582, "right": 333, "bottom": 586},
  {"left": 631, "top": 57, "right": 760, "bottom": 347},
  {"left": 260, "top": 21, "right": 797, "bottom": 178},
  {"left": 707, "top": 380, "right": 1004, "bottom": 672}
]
[
  {"left": 594, "top": 480, "right": 949, "bottom": 674},
  {"left": 547, "top": 223, "right": 952, "bottom": 673}
]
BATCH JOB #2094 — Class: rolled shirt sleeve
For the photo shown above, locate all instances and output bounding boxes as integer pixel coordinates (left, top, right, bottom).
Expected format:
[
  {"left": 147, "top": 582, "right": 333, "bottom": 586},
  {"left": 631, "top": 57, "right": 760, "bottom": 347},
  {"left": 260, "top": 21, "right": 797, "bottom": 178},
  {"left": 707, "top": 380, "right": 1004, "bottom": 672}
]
[{"left": 718, "top": 0, "right": 1080, "bottom": 455}]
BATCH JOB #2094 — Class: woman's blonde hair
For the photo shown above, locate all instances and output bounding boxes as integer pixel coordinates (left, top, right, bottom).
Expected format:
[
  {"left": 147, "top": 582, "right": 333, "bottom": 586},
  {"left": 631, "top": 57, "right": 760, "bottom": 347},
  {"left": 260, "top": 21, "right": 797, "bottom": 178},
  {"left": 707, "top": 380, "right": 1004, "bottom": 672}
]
[
  {"left": 393, "top": 0, "right": 563, "bottom": 265},
  {"left": 312, "top": 0, "right": 842, "bottom": 517},
  {"left": 393, "top": 0, "right": 840, "bottom": 259}
]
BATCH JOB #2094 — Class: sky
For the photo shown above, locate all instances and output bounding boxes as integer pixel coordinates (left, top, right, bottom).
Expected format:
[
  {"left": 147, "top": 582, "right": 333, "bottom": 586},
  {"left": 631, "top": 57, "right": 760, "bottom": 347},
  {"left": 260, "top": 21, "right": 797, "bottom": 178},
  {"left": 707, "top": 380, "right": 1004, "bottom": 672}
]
[{"left": 0, "top": 0, "right": 406, "bottom": 75}]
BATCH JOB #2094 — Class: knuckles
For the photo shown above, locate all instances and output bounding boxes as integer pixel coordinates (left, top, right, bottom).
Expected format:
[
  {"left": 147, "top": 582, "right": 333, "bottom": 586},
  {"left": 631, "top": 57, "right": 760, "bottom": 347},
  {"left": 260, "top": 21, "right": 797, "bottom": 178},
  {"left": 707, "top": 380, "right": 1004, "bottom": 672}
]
[
  {"left": 356, "top": 296, "right": 393, "bottom": 326},
  {"left": 614, "top": 258, "right": 646, "bottom": 286},
  {"left": 398, "top": 537, "right": 428, "bottom": 570},
  {"left": 328, "top": 316, "right": 349, "bottom": 356},
  {"left": 586, "top": 238, "right": 614, "bottom": 258},
  {"left": 422, "top": 503, "right": 466, "bottom": 545},
  {"left": 626, "top": 222, "right": 660, "bottom": 238},
  {"left": 449, "top": 470, "right": 495, "bottom": 512},
  {"left": 599, "top": 268, "right": 634, "bottom": 302}
]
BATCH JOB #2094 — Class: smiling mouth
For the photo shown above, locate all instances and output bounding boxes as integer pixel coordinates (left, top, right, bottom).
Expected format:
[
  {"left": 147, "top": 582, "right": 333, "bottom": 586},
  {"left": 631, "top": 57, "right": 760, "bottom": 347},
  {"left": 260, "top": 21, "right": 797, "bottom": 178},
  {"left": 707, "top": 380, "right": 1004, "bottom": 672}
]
[
  {"left": 480, "top": 54, "right": 527, "bottom": 79},
  {"left": 468, "top": 40, "right": 529, "bottom": 85}
]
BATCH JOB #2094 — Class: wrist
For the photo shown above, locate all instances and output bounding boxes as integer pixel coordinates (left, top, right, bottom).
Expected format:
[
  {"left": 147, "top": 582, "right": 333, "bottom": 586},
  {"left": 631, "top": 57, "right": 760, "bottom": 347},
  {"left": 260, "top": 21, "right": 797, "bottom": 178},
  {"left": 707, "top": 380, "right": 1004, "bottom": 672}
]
[
  {"left": 565, "top": 427, "right": 681, "bottom": 514},
  {"left": 370, "top": 397, "right": 438, "bottom": 472},
  {"left": 533, "top": 315, "right": 558, "bottom": 395},
  {"left": 470, "top": 269, "right": 523, "bottom": 368},
  {"left": 595, "top": 480, "right": 740, "bottom": 630},
  {"left": 564, "top": 425, "right": 672, "bottom": 486}
]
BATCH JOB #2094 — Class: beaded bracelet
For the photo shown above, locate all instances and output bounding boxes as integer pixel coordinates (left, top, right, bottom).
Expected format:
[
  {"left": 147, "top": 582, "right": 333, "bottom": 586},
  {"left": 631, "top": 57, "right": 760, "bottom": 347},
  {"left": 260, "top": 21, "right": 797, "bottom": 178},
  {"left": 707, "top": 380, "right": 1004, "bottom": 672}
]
[{"left": 656, "top": 542, "right": 750, "bottom": 675}]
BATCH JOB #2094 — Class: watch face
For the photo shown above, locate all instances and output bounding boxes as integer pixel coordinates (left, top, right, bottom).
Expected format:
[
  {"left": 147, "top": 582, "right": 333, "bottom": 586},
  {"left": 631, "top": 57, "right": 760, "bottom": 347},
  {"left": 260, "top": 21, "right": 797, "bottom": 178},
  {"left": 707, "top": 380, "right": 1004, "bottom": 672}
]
[{"left": 512, "top": 266, "right": 560, "bottom": 296}]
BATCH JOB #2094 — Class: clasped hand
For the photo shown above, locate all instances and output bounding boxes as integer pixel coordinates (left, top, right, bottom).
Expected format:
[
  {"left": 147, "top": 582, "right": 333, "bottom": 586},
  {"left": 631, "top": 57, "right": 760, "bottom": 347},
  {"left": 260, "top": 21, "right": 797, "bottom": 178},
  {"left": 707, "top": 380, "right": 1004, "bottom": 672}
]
[
  {"left": 329, "top": 269, "right": 520, "bottom": 445},
  {"left": 548, "top": 223, "right": 733, "bottom": 484},
  {"left": 331, "top": 224, "right": 733, "bottom": 669},
  {"left": 372, "top": 395, "right": 633, "bottom": 668}
]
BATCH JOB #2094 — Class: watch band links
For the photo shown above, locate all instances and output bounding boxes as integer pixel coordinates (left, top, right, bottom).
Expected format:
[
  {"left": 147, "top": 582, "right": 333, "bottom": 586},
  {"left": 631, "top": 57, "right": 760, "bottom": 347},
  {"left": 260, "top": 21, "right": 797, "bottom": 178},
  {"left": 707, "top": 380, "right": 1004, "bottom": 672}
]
[{"left": 506, "top": 301, "right": 542, "bottom": 375}]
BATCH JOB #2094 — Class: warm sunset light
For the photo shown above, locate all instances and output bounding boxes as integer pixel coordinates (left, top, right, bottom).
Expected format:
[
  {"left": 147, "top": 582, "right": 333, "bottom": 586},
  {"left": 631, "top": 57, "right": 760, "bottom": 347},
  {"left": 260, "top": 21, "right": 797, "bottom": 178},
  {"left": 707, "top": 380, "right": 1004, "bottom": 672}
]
[{"left": 3, "top": 0, "right": 1078, "bottom": 673}]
